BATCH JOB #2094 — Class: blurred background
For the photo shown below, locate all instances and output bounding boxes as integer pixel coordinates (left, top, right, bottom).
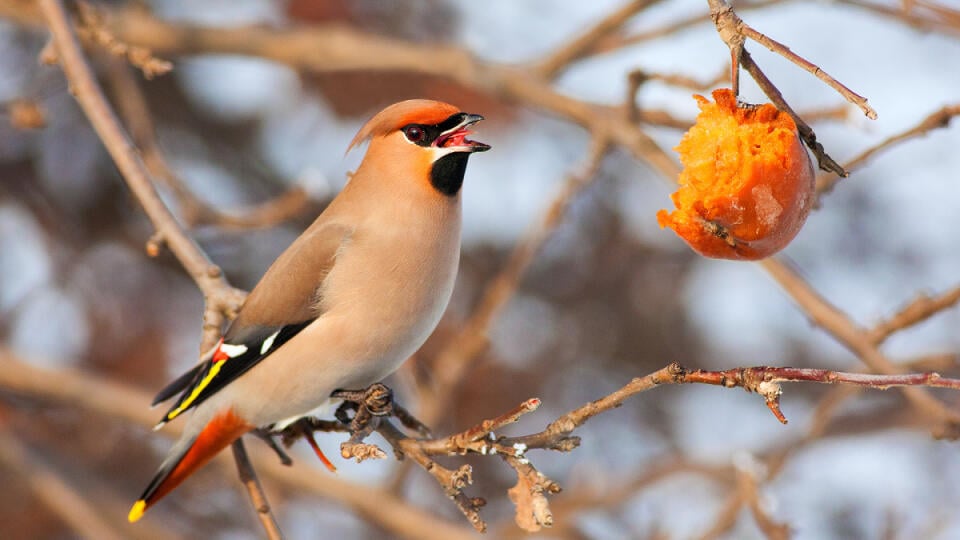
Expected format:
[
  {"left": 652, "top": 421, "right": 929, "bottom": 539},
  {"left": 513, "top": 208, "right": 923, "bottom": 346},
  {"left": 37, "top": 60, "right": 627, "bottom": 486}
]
[{"left": 1, "top": 0, "right": 960, "bottom": 538}]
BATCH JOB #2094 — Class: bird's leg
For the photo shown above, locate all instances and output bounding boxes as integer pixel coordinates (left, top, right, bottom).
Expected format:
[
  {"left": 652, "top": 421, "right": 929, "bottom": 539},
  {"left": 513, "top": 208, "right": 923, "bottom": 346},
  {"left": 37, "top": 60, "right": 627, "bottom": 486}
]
[
  {"left": 332, "top": 383, "right": 391, "bottom": 421},
  {"left": 392, "top": 402, "right": 432, "bottom": 438},
  {"left": 332, "top": 382, "right": 435, "bottom": 462},
  {"left": 258, "top": 417, "right": 348, "bottom": 471},
  {"left": 251, "top": 428, "right": 294, "bottom": 466},
  {"left": 329, "top": 385, "right": 385, "bottom": 462}
]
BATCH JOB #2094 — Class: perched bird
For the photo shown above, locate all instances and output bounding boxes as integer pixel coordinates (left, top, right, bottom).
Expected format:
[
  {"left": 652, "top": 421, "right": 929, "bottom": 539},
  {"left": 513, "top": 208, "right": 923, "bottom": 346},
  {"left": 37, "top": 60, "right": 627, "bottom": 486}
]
[{"left": 129, "top": 99, "right": 490, "bottom": 522}]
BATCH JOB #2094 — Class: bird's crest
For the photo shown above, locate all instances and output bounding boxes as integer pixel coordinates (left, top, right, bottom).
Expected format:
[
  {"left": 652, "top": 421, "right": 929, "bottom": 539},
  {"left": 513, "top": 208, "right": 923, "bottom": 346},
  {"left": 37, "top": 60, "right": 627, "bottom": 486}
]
[{"left": 346, "top": 99, "right": 462, "bottom": 154}]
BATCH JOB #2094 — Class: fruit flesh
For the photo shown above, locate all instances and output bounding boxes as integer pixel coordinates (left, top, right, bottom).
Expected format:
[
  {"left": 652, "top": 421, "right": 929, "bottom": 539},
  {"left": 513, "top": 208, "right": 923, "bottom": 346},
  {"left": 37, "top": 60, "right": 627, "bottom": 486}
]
[{"left": 657, "top": 89, "right": 815, "bottom": 260}]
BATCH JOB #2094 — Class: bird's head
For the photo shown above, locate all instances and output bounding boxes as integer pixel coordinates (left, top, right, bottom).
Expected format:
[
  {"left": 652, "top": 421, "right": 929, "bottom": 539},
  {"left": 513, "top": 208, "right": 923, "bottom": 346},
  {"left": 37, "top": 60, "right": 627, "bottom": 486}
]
[{"left": 348, "top": 99, "right": 490, "bottom": 196}]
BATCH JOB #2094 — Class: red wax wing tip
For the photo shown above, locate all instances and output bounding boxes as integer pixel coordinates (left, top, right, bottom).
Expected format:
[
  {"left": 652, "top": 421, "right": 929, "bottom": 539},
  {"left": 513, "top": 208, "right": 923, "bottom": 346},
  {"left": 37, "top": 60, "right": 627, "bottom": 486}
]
[
  {"left": 212, "top": 338, "right": 229, "bottom": 363},
  {"left": 304, "top": 430, "right": 337, "bottom": 473}
]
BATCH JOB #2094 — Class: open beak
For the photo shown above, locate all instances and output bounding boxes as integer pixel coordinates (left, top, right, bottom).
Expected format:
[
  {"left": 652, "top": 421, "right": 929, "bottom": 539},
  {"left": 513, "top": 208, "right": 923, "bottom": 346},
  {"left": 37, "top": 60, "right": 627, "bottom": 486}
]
[{"left": 435, "top": 113, "right": 491, "bottom": 153}]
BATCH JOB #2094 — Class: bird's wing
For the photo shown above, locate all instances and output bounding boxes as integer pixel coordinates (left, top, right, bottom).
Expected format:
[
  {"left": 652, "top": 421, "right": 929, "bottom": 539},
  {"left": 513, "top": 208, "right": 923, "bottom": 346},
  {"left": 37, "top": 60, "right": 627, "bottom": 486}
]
[{"left": 153, "top": 222, "right": 352, "bottom": 427}]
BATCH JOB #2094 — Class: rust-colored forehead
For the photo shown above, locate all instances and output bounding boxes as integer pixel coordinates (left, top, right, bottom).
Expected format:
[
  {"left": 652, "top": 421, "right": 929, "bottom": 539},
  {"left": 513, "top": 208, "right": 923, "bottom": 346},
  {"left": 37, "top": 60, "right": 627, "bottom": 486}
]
[
  {"left": 386, "top": 100, "right": 461, "bottom": 128},
  {"left": 348, "top": 99, "right": 462, "bottom": 152}
]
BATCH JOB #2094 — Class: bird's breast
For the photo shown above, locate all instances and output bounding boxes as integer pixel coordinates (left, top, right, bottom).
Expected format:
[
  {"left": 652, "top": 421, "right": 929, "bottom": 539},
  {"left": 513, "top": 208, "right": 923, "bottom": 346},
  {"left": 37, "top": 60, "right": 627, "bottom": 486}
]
[{"left": 318, "top": 201, "right": 461, "bottom": 378}]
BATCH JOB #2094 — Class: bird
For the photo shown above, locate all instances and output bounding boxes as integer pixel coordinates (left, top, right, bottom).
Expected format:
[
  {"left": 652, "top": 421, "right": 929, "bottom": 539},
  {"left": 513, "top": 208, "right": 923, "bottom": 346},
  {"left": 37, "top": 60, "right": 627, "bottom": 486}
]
[{"left": 128, "top": 99, "right": 490, "bottom": 523}]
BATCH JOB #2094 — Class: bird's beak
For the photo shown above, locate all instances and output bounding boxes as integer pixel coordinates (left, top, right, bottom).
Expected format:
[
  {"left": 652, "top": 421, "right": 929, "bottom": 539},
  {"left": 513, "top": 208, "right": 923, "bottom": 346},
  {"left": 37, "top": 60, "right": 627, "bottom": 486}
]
[{"left": 435, "top": 113, "right": 491, "bottom": 153}]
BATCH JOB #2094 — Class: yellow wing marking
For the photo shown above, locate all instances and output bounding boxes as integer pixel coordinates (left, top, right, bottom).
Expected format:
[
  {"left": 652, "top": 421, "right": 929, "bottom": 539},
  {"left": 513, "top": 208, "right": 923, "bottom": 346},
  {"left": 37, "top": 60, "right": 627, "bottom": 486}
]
[{"left": 164, "top": 351, "right": 227, "bottom": 422}]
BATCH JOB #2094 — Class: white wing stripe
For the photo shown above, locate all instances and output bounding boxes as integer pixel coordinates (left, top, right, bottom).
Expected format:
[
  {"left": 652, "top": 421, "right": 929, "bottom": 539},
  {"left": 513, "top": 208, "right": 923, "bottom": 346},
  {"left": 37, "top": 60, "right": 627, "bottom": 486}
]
[
  {"left": 220, "top": 343, "right": 249, "bottom": 357},
  {"left": 260, "top": 331, "right": 280, "bottom": 355}
]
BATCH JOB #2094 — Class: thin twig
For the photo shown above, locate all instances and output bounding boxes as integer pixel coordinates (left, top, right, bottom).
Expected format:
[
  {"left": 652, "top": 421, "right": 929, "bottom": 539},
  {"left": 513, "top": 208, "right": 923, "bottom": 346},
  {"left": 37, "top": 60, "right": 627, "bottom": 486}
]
[
  {"left": 760, "top": 258, "right": 960, "bottom": 436},
  {"left": 817, "top": 104, "right": 960, "bottom": 194},
  {"left": 707, "top": 0, "right": 849, "bottom": 176},
  {"left": 627, "top": 68, "right": 728, "bottom": 123},
  {"left": 710, "top": 0, "right": 876, "bottom": 120},
  {"left": 35, "top": 0, "right": 238, "bottom": 297},
  {"left": 35, "top": 1, "right": 274, "bottom": 536},
  {"left": 35, "top": 0, "right": 246, "bottom": 354},
  {"left": 104, "top": 59, "right": 311, "bottom": 230},
  {"left": 74, "top": 1, "right": 172, "bottom": 79},
  {"left": 232, "top": 439, "right": 282, "bottom": 540},
  {"left": 603, "top": 0, "right": 784, "bottom": 52},
  {"left": 738, "top": 48, "right": 847, "bottom": 176},
  {"left": 416, "top": 398, "right": 542, "bottom": 457},
  {"left": 537, "top": 0, "right": 663, "bottom": 79},
  {"left": 868, "top": 284, "right": 960, "bottom": 345},
  {"left": 735, "top": 466, "right": 790, "bottom": 540},
  {"left": 740, "top": 24, "right": 876, "bottom": 120},
  {"left": 697, "top": 489, "right": 743, "bottom": 540},
  {"left": 836, "top": 0, "right": 960, "bottom": 36}
]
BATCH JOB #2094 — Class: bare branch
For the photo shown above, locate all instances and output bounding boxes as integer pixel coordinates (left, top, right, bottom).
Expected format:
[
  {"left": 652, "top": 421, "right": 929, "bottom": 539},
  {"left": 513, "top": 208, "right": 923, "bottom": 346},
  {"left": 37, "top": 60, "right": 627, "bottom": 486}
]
[
  {"left": 868, "top": 285, "right": 960, "bottom": 345},
  {"left": 708, "top": 0, "right": 852, "bottom": 175},
  {"left": 537, "top": 0, "right": 663, "bottom": 79},
  {"left": 324, "top": 360, "right": 960, "bottom": 530},
  {"left": 817, "top": 104, "right": 960, "bottom": 194},
  {"left": 738, "top": 49, "right": 848, "bottom": 176},
  {"left": 760, "top": 258, "right": 960, "bottom": 435},
  {"left": 735, "top": 465, "right": 790, "bottom": 540},
  {"left": 104, "top": 59, "right": 312, "bottom": 230},
  {"left": 602, "top": 0, "right": 785, "bottom": 51},
  {"left": 710, "top": 0, "right": 876, "bottom": 120},
  {"left": 74, "top": 1, "right": 172, "bottom": 79},
  {"left": 232, "top": 439, "right": 282, "bottom": 540},
  {"left": 836, "top": 0, "right": 960, "bottom": 36},
  {"left": 740, "top": 24, "right": 876, "bottom": 119},
  {"left": 35, "top": 0, "right": 246, "bottom": 353},
  {"left": 698, "top": 490, "right": 744, "bottom": 540}
]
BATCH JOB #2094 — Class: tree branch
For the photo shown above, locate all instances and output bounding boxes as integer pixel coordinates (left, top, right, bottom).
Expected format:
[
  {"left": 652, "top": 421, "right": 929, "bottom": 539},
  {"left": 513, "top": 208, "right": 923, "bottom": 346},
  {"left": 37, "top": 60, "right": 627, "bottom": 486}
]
[
  {"left": 35, "top": 0, "right": 246, "bottom": 354},
  {"left": 760, "top": 258, "right": 960, "bottom": 436},
  {"left": 816, "top": 104, "right": 960, "bottom": 195},
  {"left": 868, "top": 284, "right": 960, "bottom": 345},
  {"left": 284, "top": 359, "right": 960, "bottom": 531},
  {"left": 0, "top": 350, "right": 478, "bottom": 540},
  {"left": 537, "top": 0, "right": 663, "bottom": 79},
  {"left": 104, "top": 59, "right": 312, "bottom": 231},
  {"left": 232, "top": 439, "right": 282, "bottom": 540}
]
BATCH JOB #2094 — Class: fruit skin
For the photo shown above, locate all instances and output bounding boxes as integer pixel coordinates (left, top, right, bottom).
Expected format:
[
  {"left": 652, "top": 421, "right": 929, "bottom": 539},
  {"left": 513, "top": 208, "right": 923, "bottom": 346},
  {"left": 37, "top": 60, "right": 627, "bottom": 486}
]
[{"left": 657, "top": 88, "right": 815, "bottom": 260}]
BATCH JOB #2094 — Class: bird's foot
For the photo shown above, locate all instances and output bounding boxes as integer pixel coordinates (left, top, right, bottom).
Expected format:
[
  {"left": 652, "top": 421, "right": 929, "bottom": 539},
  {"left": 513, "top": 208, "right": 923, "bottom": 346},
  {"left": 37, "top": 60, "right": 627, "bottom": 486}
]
[
  {"left": 257, "top": 383, "right": 433, "bottom": 470},
  {"left": 332, "top": 383, "right": 432, "bottom": 437}
]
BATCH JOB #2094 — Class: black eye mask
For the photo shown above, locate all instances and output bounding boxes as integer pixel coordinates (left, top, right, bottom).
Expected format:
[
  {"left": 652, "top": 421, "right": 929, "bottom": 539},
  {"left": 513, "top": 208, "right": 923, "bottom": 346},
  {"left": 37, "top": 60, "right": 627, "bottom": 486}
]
[{"left": 401, "top": 113, "right": 468, "bottom": 147}]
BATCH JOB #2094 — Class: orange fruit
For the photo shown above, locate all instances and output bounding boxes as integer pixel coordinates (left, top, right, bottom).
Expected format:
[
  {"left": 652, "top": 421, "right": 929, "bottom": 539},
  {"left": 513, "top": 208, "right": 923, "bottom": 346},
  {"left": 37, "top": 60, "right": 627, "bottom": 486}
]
[{"left": 657, "top": 88, "right": 815, "bottom": 260}]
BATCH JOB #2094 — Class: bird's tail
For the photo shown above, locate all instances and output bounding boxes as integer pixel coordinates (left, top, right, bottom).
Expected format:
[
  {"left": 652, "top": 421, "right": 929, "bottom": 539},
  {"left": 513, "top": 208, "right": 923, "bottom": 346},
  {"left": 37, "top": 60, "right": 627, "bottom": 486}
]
[{"left": 128, "top": 408, "right": 252, "bottom": 522}]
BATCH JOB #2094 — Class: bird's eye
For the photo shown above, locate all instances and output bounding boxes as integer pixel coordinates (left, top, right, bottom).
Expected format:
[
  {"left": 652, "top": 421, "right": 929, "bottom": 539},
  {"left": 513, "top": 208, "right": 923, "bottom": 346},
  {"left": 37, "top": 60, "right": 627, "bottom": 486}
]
[{"left": 403, "top": 125, "right": 425, "bottom": 143}]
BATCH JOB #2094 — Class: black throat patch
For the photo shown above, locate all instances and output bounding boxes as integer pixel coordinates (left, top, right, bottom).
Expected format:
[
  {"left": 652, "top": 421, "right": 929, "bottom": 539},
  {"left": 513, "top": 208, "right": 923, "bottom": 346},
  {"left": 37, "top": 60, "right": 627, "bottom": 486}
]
[{"left": 430, "top": 153, "right": 471, "bottom": 196}]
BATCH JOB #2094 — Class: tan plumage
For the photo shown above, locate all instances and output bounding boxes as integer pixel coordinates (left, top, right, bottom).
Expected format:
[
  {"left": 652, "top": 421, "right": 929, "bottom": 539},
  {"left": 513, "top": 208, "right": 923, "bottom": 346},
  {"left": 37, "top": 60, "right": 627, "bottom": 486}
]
[{"left": 129, "top": 99, "right": 489, "bottom": 522}]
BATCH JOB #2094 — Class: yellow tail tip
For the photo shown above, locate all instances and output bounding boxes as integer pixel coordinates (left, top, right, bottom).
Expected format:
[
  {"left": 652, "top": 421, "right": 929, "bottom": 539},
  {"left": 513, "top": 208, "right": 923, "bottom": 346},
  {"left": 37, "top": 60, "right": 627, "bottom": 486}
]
[{"left": 128, "top": 500, "right": 146, "bottom": 523}]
